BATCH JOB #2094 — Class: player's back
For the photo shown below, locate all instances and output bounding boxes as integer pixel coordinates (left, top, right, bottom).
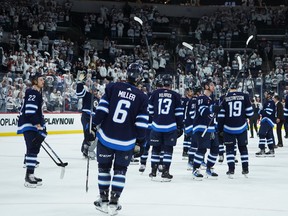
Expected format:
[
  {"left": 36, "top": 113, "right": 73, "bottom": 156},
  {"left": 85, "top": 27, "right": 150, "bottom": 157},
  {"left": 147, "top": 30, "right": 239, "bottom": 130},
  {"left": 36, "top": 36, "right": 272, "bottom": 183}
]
[
  {"left": 219, "top": 91, "right": 253, "bottom": 134},
  {"left": 148, "top": 88, "right": 183, "bottom": 132},
  {"left": 95, "top": 82, "right": 149, "bottom": 151}
]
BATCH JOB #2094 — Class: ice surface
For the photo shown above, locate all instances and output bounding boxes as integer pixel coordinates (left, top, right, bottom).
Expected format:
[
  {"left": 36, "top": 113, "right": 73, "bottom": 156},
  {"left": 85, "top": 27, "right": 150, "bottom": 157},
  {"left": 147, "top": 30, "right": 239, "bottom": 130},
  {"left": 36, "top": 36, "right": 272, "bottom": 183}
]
[{"left": 0, "top": 134, "right": 288, "bottom": 216}]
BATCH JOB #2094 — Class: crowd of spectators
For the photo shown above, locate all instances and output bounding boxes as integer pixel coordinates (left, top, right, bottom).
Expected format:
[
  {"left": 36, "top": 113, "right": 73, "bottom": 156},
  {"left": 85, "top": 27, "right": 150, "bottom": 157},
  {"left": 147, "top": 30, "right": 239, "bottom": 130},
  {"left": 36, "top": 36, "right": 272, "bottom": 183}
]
[{"left": 0, "top": 0, "right": 288, "bottom": 113}]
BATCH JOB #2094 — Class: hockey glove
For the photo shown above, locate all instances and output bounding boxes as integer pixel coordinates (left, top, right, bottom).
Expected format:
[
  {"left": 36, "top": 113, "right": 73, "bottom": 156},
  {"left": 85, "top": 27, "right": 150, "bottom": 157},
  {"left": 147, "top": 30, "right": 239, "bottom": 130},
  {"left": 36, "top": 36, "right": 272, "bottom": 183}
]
[
  {"left": 84, "top": 123, "right": 97, "bottom": 141},
  {"left": 32, "top": 129, "right": 47, "bottom": 145},
  {"left": 77, "top": 72, "right": 86, "bottom": 83},
  {"left": 177, "top": 128, "right": 184, "bottom": 138},
  {"left": 133, "top": 139, "right": 145, "bottom": 158}
]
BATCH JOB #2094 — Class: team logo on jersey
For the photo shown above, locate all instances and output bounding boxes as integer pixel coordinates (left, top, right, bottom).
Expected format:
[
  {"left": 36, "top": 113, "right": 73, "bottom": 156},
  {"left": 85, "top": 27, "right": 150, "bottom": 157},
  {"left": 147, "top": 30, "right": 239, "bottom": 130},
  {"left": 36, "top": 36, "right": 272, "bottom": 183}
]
[{"left": 93, "top": 100, "right": 99, "bottom": 108}]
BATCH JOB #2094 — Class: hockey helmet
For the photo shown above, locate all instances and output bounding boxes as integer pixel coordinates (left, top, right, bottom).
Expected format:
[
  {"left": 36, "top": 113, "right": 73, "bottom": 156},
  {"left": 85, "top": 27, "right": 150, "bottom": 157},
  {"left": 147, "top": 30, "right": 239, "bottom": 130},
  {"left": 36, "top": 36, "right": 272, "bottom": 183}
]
[
  {"left": 127, "top": 63, "right": 143, "bottom": 84},
  {"left": 162, "top": 74, "right": 173, "bottom": 87}
]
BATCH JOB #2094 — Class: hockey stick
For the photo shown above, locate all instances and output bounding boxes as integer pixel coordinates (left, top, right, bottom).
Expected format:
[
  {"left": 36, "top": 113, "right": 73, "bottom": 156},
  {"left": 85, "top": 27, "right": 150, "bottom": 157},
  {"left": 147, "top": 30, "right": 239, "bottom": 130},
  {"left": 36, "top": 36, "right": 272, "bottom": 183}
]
[
  {"left": 85, "top": 154, "right": 90, "bottom": 192},
  {"left": 242, "top": 35, "right": 254, "bottom": 92},
  {"left": 201, "top": 56, "right": 243, "bottom": 137},
  {"left": 182, "top": 41, "right": 202, "bottom": 84},
  {"left": 41, "top": 141, "right": 68, "bottom": 179},
  {"left": 134, "top": 16, "right": 153, "bottom": 71},
  {"left": 42, "top": 141, "right": 68, "bottom": 167},
  {"left": 182, "top": 42, "right": 193, "bottom": 51},
  {"left": 86, "top": 82, "right": 97, "bottom": 192},
  {"left": 246, "top": 35, "right": 254, "bottom": 47},
  {"left": 246, "top": 35, "right": 254, "bottom": 94}
]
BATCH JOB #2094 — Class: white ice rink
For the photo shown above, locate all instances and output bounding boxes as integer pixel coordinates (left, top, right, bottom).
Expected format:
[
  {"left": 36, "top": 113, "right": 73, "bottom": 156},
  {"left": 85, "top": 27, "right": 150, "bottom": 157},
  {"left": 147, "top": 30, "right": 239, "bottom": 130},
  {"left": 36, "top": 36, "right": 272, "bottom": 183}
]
[{"left": 1, "top": 134, "right": 288, "bottom": 216}]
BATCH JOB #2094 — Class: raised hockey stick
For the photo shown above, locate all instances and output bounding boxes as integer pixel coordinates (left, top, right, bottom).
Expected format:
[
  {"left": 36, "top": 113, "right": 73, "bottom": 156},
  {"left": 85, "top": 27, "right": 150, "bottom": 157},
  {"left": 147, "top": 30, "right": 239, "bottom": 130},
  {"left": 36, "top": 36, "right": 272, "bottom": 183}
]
[
  {"left": 201, "top": 55, "right": 243, "bottom": 137},
  {"left": 241, "top": 35, "right": 254, "bottom": 92},
  {"left": 41, "top": 141, "right": 68, "bottom": 179},
  {"left": 182, "top": 42, "right": 193, "bottom": 51},
  {"left": 134, "top": 16, "right": 153, "bottom": 71},
  {"left": 182, "top": 42, "right": 202, "bottom": 84},
  {"left": 246, "top": 35, "right": 254, "bottom": 47}
]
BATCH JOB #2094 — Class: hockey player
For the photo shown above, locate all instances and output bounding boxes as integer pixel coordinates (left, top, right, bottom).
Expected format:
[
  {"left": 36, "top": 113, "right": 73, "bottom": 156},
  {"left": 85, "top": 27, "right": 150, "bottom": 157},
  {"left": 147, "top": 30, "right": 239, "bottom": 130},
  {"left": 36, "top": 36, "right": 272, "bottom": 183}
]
[
  {"left": 17, "top": 73, "right": 47, "bottom": 188},
  {"left": 255, "top": 90, "right": 276, "bottom": 157},
  {"left": 217, "top": 82, "right": 254, "bottom": 178},
  {"left": 148, "top": 74, "right": 184, "bottom": 181},
  {"left": 185, "top": 85, "right": 202, "bottom": 169},
  {"left": 182, "top": 87, "right": 193, "bottom": 158},
  {"left": 192, "top": 79, "right": 220, "bottom": 180},
  {"left": 139, "top": 78, "right": 164, "bottom": 173},
  {"left": 76, "top": 72, "right": 98, "bottom": 159},
  {"left": 92, "top": 63, "right": 149, "bottom": 215},
  {"left": 216, "top": 87, "right": 228, "bottom": 164}
]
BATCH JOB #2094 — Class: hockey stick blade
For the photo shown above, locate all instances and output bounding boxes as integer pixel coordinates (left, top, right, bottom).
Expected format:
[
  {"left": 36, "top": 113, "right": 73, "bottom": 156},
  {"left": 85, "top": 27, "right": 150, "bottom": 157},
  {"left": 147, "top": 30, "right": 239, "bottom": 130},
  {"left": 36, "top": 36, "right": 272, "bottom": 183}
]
[
  {"left": 134, "top": 16, "right": 143, "bottom": 26},
  {"left": 60, "top": 166, "right": 65, "bottom": 179},
  {"left": 182, "top": 42, "right": 193, "bottom": 51},
  {"left": 246, "top": 35, "right": 253, "bottom": 46},
  {"left": 57, "top": 162, "right": 68, "bottom": 167}
]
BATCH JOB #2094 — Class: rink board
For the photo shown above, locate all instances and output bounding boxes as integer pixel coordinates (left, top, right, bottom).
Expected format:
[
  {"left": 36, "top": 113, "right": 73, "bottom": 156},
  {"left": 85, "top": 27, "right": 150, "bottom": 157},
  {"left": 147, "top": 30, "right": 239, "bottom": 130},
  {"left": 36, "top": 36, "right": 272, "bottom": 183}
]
[{"left": 0, "top": 113, "right": 82, "bottom": 136}]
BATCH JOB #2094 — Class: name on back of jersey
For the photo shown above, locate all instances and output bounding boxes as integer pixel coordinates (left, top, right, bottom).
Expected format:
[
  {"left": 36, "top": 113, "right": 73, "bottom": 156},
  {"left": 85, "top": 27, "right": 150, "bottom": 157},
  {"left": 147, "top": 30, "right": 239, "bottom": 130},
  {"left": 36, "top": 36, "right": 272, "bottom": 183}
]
[
  {"left": 118, "top": 90, "right": 136, "bottom": 101},
  {"left": 225, "top": 95, "right": 244, "bottom": 102},
  {"left": 159, "top": 92, "right": 172, "bottom": 98}
]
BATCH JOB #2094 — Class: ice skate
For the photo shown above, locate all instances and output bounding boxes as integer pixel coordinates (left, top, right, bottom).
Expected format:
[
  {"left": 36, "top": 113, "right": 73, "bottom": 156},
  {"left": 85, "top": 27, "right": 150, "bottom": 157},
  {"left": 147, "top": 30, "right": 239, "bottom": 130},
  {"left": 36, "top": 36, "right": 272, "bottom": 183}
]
[
  {"left": 265, "top": 149, "right": 275, "bottom": 157},
  {"left": 24, "top": 174, "right": 42, "bottom": 188},
  {"left": 161, "top": 172, "right": 173, "bottom": 182},
  {"left": 149, "top": 165, "right": 159, "bottom": 181},
  {"left": 149, "top": 167, "right": 157, "bottom": 178},
  {"left": 192, "top": 169, "right": 203, "bottom": 181},
  {"left": 255, "top": 149, "right": 266, "bottom": 157},
  {"left": 94, "top": 198, "right": 109, "bottom": 213},
  {"left": 226, "top": 170, "right": 235, "bottom": 179},
  {"left": 94, "top": 191, "right": 110, "bottom": 214},
  {"left": 242, "top": 169, "right": 249, "bottom": 178},
  {"left": 139, "top": 164, "right": 146, "bottom": 173},
  {"left": 108, "top": 192, "right": 122, "bottom": 216},
  {"left": 161, "top": 166, "right": 173, "bottom": 182},
  {"left": 206, "top": 168, "right": 218, "bottom": 179},
  {"left": 108, "top": 203, "right": 122, "bottom": 216}
]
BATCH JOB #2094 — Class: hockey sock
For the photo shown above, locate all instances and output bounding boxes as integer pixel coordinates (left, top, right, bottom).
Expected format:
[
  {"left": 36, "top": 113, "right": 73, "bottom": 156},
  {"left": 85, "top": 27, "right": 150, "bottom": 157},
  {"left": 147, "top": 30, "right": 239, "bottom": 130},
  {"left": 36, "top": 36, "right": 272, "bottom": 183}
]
[
  {"left": 25, "top": 153, "right": 38, "bottom": 174},
  {"left": 111, "top": 169, "right": 126, "bottom": 197},
  {"left": 98, "top": 168, "right": 111, "bottom": 192},
  {"left": 239, "top": 145, "right": 249, "bottom": 170}
]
